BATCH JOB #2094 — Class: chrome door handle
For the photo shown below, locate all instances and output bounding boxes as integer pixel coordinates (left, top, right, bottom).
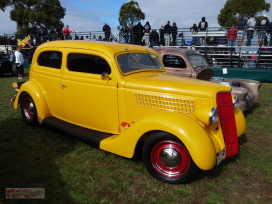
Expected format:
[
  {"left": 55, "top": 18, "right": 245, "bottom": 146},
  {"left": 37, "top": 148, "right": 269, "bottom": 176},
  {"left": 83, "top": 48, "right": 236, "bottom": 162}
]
[{"left": 59, "top": 83, "right": 66, "bottom": 87}]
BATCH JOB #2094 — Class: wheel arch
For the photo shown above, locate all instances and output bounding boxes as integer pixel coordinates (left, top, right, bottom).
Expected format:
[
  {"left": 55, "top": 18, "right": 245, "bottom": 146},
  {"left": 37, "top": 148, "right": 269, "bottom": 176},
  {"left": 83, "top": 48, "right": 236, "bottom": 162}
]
[
  {"left": 100, "top": 111, "right": 217, "bottom": 170},
  {"left": 15, "top": 81, "right": 51, "bottom": 123}
]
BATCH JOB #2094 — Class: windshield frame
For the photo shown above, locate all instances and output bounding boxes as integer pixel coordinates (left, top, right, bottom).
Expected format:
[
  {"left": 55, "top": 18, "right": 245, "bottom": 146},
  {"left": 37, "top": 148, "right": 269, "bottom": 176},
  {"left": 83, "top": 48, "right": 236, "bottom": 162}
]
[{"left": 188, "top": 54, "right": 209, "bottom": 68}]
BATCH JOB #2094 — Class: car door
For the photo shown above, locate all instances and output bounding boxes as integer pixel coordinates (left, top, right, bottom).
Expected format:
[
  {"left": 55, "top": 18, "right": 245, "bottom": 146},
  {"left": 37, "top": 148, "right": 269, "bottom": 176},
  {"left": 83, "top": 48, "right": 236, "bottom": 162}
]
[
  {"left": 34, "top": 49, "right": 63, "bottom": 117},
  {"left": 61, "top": 49, "right": 120, "bottom": 134}
]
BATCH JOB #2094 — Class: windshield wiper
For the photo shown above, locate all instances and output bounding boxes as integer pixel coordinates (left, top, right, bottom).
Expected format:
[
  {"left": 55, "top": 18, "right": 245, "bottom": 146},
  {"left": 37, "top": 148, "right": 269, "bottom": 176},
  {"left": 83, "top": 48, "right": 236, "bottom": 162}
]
[
  {"left": 146, "top": 49, "right": 160, "bottom": 69},
  {"left": 125, "top": 48, "right": 141, "bottom": 68}
]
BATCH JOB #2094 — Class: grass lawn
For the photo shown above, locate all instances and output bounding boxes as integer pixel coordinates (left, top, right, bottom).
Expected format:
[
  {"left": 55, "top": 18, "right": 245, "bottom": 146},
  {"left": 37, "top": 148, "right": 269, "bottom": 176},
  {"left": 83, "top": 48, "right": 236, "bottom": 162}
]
[{"left": 0, "top": 70, "right": 271, "bottom": 204}]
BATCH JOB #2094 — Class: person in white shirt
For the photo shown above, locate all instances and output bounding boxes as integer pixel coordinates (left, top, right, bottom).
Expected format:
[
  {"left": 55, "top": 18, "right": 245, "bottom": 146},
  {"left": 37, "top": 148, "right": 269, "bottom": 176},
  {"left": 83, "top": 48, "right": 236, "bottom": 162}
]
[
  {"left": 14, "top": 46, "right": 24, "bottom": 79},
  {"left": 246, "top": 15, "right": 256, "bottom": 46}
]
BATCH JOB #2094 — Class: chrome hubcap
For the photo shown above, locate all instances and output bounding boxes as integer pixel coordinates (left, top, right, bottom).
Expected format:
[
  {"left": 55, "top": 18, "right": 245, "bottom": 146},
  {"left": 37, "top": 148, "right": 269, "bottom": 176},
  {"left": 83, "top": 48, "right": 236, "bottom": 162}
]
[{"left": 160, "top": 148, "right": 181, "bottom": 168}]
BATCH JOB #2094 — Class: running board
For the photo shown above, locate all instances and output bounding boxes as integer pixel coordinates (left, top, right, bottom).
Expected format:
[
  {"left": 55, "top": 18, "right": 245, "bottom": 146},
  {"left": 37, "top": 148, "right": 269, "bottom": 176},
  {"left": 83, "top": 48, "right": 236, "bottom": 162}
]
[{"left": 42, "top": 116, "right": 113, "bottom": 148}]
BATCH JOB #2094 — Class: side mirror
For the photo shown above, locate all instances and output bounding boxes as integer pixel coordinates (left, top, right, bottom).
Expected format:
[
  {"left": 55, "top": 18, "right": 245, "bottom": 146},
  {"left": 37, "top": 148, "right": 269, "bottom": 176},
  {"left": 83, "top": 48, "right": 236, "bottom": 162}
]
[{"left": 101, "top": 72, "right": 112, "bottom": 80}]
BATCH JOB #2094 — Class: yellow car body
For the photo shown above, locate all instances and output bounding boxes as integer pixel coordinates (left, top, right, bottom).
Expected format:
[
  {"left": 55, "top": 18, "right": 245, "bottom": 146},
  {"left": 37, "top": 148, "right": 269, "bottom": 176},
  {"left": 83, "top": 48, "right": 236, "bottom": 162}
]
[{"left": 12, "top": 41, "right": 246, "bottom": 184}]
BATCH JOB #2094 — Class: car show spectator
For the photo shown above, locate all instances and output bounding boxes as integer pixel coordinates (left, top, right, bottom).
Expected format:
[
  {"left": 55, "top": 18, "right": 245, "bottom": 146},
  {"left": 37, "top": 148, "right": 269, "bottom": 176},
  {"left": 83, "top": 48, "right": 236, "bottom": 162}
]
[
  {"left": 257, "top": 14, "right": 270, "bottom": 46},
  {"left": 102, "top": 23, "right": 111, "bottom": 41},
  {"left": 129, "top": 23, "right": 135, "bottom": 44},
  {"left": 149, "top": 29, "right": 159, "bottom": 47},
  {"left": 143, "top": 21, "right": 151, "bottom": 46},
  {"left": 120, "top": 23, "right": 129, "bottom": 43},
  {"left": 164, "top": 21, "right": 172, "bottom": 46},
  {"left": 228, "top": 24, "right": 237, "bottom": 53},
  {"left": 236, "top": 17, "right": 246, "bottom": 46},
  {"left": 246, "top": 15, "right": 256, "bottom": 46},
  {"left": 198, "top": 17, "right": 208, "bottom": 46},
  {"left": 14, "top": 46, "right": 24, "bottom": 79},
  {"left": 27, "top": 41, "right": 37, "bottom": 65},
  {"left": 171, "top": 22, "right": 178, "bottom": 45},
  {"left": 63, "top": 25, "right": 72, "bottom": 40},
  {"left": 190, "top": 23, "right": 198, "bottom": 46}
]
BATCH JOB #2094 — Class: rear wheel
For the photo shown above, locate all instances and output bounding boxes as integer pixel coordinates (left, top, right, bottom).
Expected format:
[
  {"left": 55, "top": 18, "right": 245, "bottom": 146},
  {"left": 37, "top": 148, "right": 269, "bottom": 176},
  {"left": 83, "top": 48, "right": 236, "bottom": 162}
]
[
  {"left": 20, "top": 92, "right": 39, "bottom": 125},
  {"left": 142, "top": 131, "right": 199, "bottom": 184}
]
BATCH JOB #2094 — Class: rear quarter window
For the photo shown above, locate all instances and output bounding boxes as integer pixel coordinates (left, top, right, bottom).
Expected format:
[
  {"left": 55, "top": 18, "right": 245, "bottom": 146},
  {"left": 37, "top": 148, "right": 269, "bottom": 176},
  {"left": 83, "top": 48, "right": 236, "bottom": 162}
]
[{"left": 37, "top": 51, "right": 62, "bottom": 69}]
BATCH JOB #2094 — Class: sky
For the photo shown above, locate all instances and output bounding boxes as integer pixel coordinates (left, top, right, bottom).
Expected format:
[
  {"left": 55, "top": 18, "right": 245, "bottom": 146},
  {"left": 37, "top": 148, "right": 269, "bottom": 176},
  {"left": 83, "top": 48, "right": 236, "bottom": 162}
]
[{"left": 1, "top": 0, "right": 272, "bottom": 36}]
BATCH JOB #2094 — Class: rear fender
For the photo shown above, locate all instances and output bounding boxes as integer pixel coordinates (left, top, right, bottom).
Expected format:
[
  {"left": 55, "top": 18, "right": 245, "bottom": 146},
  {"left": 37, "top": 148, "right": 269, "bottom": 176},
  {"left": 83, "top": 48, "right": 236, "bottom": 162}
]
[
  {"left": 100, "top": 111, "right": 217, "bottom": 170},
  {"left": 14, "top": 81, "right": 51, "bottom": 123}
]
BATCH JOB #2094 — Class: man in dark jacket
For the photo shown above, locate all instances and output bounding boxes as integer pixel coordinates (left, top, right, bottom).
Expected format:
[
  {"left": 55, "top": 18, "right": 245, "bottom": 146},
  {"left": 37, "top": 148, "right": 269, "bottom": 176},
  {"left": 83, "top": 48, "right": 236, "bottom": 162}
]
[
  {"left": 133, "top": 22, "right": 144, "bottom": 45},
  {"left": 102, "top": 23, "right": 111, "bottom": 41},
  {"left": 236, "top": 17, "right": 246, "bottom": 46},
  {"left": 27, "top": 41, "right": 37, "bottom": 65},
  {"left": 150, "top": 30, "right": 159, "bottom": 47},
  {"left": 164, "top": 21, "right": 172, "bottom": 46}
]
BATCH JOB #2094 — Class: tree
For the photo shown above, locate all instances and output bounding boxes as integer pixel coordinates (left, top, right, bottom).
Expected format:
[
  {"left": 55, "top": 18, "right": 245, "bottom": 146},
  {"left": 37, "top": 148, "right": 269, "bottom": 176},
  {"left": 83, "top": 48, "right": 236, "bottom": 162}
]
[
  {"left": 118, "top": 0, "right": 145, "bottom": 27},
  {"left": 217, "top": 0, "right": 270, "bottom": 28},
  {"left": 1, "top": 0, "right": 66, "bottom": 33},
  {"left": 0, "top": 0, "right": 12, "bottom": 11}
]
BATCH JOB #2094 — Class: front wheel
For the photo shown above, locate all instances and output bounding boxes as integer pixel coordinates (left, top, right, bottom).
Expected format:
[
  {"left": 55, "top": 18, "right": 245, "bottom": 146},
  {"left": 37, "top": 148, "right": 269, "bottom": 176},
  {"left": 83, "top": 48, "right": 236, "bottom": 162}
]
[
  {"left": 142, "top": 132, "right": 199, "bottom": 184},
  {"left": 20, "top": 92, "right": 39, "bottom": 126}
]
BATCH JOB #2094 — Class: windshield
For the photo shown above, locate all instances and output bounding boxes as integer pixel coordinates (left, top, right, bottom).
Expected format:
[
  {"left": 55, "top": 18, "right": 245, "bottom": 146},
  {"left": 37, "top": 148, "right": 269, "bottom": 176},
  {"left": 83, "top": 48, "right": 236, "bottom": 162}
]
[
  {"left": 188, "top": 54, "right": 209, "bottom": 68},
  {"left": 117, "top": 52, "right": 164, "bottom": 74}
]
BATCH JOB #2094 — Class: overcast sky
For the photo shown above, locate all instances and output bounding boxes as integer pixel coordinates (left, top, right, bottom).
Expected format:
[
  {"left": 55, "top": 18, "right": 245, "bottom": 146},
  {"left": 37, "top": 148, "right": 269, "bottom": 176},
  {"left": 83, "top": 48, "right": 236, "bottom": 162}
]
[{"left": 1, "top": 0, "right": 272, "bottom": 36}]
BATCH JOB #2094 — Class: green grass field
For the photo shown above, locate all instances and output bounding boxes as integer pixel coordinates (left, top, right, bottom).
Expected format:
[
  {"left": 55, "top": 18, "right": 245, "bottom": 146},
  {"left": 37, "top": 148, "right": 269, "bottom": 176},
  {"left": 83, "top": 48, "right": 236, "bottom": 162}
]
[{"left": 0, "top": 71, "right": 271, "bottom": 204}]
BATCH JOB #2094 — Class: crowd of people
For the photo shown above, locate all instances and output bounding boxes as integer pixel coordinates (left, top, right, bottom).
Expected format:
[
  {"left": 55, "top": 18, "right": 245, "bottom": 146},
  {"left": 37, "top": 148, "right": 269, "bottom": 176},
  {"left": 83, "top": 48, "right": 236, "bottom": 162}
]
[{"left": 116, "top": 14, "right": 272, "bottom": 48}]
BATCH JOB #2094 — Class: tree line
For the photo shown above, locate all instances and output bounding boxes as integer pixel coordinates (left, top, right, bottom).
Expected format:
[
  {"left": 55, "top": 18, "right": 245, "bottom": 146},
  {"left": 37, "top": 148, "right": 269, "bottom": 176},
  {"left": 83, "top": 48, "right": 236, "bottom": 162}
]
[{"left": 0, "top": 0, "right": 271, "bottom": 34}]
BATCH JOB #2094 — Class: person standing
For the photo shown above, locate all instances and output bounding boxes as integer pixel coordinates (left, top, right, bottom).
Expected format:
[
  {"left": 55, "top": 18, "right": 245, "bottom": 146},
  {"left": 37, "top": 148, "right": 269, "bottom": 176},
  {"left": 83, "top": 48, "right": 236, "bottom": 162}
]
[
  {"left": 134, "top": 22, "right": 144, "bottom": 45},
  {"left": 257, "top": 14, "right": 270, "bottom": 46},
  {"left": 143, "top": 21, "right": 151, "bottom": 46},
  {"left": 198, "top": 17, "right": 208, "bottom": 46},
  {"left": 246, "top": 15, "right": 256, "bottom": 46},
  {"left": 159, "top": 26, "right": 165, "bottom": 46},
  {"left": 164, "top": 21, "right": 172, "bottom": 46},
  {"left": 190, "top": 23, "right": 199, "bottom": 45},
  {"left": 150, "top": 29, "right": 159, "bottom": 47},
  {"left": 15, "top": 46, "right": 24, "bottom": 79},
  {"left": 171, "top": 22, "right": 178, "bottom": 46},
  {"left": 227, "top": 24, "right": 237, "bottom": 53},
  {"left": 236, "top": 17, "right": 246, "bottom": 46},
  {"left": 102, "top": 23, "right": 111, "bottom": 41},
  {"left": 27, "top": 41, "right": 37, "bottom": 65},
  {"left": 269, "top": 21, "right": 272, "bottom": 46},
  {"left": 63, "top": 25, "right": 72, "bottom": 40},
  {"left": 129, "top": 23, "right": 135, "bottom": 44},
  {"left": 121, "top": 23, "right": 129, "bottom": 43}
]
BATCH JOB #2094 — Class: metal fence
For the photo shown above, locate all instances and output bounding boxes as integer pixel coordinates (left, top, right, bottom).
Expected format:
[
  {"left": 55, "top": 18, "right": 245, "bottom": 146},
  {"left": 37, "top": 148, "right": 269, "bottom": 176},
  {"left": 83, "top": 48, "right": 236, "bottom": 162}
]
[{"left": 3, "top": 26, "right": 272, "bottom": 69}]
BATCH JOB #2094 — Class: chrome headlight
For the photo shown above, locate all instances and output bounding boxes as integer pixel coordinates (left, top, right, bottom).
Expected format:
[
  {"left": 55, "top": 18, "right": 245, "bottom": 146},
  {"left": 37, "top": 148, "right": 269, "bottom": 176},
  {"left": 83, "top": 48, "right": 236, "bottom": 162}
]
[
  {"left": 209, "top": 107, "right": 218, "bottom": 125},
  {"left": 195, "top": 106, "right": 219, "bottom": 126},
  {"left": 233, "top": 96, "right": 239, "bottom": 110}
]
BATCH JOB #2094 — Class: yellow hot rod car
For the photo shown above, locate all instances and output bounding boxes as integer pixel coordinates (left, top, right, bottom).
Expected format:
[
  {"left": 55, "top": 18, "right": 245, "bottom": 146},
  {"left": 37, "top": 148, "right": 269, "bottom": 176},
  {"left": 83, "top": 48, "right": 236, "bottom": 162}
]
[{"left": 12, "top": 41, "right": 246, "bottom": 184}]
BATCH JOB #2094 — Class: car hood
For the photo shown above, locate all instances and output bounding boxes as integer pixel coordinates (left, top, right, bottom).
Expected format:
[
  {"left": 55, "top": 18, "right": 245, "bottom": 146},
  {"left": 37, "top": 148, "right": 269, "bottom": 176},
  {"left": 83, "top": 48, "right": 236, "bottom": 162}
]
[{"left": 124, "top": 72, "right": 229, "bottom": 98}]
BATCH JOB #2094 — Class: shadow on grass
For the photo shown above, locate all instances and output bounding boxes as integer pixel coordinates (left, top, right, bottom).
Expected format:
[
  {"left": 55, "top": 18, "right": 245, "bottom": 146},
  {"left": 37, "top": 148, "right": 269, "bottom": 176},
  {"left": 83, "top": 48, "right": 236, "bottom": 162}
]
[{"left": 0, "top": 117, "right": 78, "bottom": 204}]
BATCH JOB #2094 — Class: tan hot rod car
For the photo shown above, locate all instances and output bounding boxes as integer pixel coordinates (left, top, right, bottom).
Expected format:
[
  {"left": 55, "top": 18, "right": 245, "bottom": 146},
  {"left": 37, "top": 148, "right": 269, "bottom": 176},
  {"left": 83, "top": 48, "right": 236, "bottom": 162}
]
[{"left": 152, "top": 47, "right": 261, "bottom": 112}]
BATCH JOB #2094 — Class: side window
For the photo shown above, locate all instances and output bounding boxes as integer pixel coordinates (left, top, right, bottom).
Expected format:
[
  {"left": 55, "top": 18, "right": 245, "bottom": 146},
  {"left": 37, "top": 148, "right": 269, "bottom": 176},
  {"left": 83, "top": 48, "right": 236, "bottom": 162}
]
[
  {"left": 68, "top": 53, "right": 111, "bottom": 75},
  {"left": 163, "top": 55, "right": 186, "bottom": 68},
  {"left": 37, "top": 51, "right": 62, "bottom": 69}
]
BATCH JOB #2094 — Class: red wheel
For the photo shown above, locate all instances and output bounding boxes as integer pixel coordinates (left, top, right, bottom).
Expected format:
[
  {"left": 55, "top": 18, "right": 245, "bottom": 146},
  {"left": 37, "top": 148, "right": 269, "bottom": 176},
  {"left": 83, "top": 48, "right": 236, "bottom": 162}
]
[
  {"left": 143, "top": 132, "right": 198, "bottom": 184},
  {"left": 20, "top": 92, "right": 39, "bottom": 125}
]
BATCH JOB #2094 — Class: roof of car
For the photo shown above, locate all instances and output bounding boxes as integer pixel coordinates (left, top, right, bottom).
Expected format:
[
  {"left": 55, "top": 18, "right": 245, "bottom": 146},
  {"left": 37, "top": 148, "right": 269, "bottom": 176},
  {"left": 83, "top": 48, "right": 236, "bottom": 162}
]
[
  {"left": 37, "top": 40, "right": 155, "bottom": 56},
  {"left": 152, "top": 47, "right": 201, "bottom": 55}
]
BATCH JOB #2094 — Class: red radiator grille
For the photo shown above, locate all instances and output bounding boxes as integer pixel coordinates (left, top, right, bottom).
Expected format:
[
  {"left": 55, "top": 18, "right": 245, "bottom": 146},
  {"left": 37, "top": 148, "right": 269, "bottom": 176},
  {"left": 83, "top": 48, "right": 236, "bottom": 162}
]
[{"left": 216, "top": 92, "right": 238, "bottom": 158}]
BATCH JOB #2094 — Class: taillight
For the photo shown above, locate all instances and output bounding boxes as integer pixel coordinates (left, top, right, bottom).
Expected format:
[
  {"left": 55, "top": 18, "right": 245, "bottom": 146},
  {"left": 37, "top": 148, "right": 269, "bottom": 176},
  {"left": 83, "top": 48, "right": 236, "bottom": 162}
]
[{"left": 216, "top": 92, "right": 238, "bottom": 158}]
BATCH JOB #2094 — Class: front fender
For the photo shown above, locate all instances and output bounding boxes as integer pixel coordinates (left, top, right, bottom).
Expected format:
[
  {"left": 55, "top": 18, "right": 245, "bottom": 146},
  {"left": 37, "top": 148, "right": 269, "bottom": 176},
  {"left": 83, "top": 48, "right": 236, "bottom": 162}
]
[
  {"left": 13, "top": 80, "right": 51, "bottom": 124},
  {"left": 100, "top": 111, "right": 217, "bottom": 170},
  {"left": 234, "top": 108, "right": 246, "bottom": 137}
]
